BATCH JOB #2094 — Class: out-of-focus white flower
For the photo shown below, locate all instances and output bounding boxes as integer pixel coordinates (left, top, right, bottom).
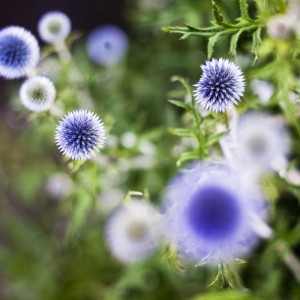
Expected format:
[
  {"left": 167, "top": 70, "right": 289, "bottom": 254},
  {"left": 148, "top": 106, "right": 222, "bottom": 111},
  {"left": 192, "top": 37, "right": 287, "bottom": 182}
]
[
  {"left": 38, "top": 11, "right": 71, "bottom": 44},
  {"left": 251, "top": 80, "right": 274, "bottom": 105},
  {"left": 120, "top": 131, "right": 137, "bottom": 148},
  {"left": 105, "top": 200, "right": 161, "bottom": 264},
  {"left": 45, "top": 172, "right": 73, "bottom": 199},
  {"left": 222, "top": 112, "right": 290, "bottom": 176},
  {"left": 20, "top": 76, "right": 56, "bottom": 111},
  {"left": 267, "top": 14, "right": 294, "bottom": 40}
]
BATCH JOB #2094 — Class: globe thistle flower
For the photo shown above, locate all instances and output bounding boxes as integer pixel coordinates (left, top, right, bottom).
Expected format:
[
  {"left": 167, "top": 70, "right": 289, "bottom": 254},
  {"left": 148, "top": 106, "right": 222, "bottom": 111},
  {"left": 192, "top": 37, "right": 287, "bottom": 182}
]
[
  {"left": 55, "top": 110, "right": 106, "bottom": 160},
  {"left": 163, "top": 162, "right": 268, "bottom": 265},
  {"left": 194, "top": 58, "right": 245, "bottom": 113},
  {"left": 225, "top": 112, "right": 290, "bottom": 174},
  {"left": 0, "top": 26, "right": 39, "bottom": 79},
  {"left": 20, "top": 76, "right": 56, "bottom": 111},
  {"left": 105, "top": 200, "right": 161, "bottom": 264},
  {"left": 86, "top": 25, "right": 128, "bottom": 66},
  {"left": 38, "top": 11, "right": 71, "bottom": 44}
]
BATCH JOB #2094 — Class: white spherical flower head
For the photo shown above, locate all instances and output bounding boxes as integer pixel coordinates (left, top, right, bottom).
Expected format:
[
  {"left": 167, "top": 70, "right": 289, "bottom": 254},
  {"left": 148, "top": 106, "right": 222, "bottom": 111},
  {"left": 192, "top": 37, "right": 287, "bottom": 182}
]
[
  {"left": 105, "top": 200, "right": 160, "bottom": 264},
  {"left": 87, "top": 25, "right": 128, "bottom": 66},
  {"left": 233, "top": 112, "right": 290, "bottom": 172},
  {"left": 194, "top": 58, "right": 245, "bottom": 113},
  {"left": 163, "top": 162, "right": 268, "bottom": 265},
  {"left": 38, "top": 11, "right": 71, "bottom": 44},
  {"left": 20, "top": 76, "right": 56, "bottom": 111},
  {"left": 0, "top": 26, "right": 39, "bottom": 79},
  {"left": 55, "top": 110, "right": 106, "bottom": 161},
  {"left": 267, "top": 14, "right": 294, "bottom": 40}
]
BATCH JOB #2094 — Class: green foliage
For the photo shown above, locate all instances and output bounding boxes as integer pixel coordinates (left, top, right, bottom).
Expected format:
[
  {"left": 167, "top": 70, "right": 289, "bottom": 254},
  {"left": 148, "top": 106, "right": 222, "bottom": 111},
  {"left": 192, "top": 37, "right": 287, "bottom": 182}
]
[{"left": 1, "top": 0, "right": 300, "bottom": 299}]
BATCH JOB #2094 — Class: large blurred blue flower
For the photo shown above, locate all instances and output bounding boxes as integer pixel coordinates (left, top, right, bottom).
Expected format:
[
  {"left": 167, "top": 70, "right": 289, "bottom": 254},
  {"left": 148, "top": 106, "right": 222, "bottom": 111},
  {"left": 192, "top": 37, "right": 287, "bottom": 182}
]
[
  {"left": 163, "top": 162, "right": 268, "bottom": 265},
  {"left": 55, "top": 110, "right": 106, "bottom": 161},
  {"left": 194, "top": 58, "right": 245, "bottom": 112},
  {"left": 86, "top": 25, "right": 128, "bottom": 66},
  {"left": 0, "top": 26, "right": 39, "bottom": 79}
]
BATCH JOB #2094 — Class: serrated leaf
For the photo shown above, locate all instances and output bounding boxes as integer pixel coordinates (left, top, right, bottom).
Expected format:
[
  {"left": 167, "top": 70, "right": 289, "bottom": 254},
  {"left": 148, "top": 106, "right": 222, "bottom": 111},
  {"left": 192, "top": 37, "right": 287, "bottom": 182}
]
[
  {"left": 211, "top": 0, "right": 224, "bottom": 25},
  {"left": 168, "top": 99, "right": 190, "bottom": 110},
  {"left": 239, "top": 0, "right": 251, "bottom": 20},
  {"left": 176, "top": 151, "right": 199, "bottom": 167},
  {"left": 207, "top": 32, "right": 224, "bottom": 58},
  {"left": 168, "top": 128, "right": 194, "bottom": 137},
  {"left": 205, "top": 131, "right": 226, "bottom": 147},
  {"left": 229, "top": 29, "right": 244, "bottom": 58},
  {"left": 252, "top": 27, "right": 262, "bottom": 55}
]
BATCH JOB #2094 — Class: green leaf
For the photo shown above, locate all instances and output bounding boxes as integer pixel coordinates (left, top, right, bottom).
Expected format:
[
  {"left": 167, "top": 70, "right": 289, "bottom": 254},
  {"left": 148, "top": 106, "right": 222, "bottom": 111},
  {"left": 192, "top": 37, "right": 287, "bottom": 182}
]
[
  {"left": 239, "top": 0, "right": 251, "bottom": 20},
  {"left": 205, "top": 131, "right": 226, "bottom": 147},
  {"left": 176, "top": 151, "right": 199, "bottom": 167},
  {"left": 229, "top": 29, "right": 244, "bottom": 58},
  {"left": 252, "top": 27, "right": 262, "bottom": 55},
  {"left": 192, "top": 290, "right": 261, "bottom": 300},
  {"left": 168, "top": 99, "right": 190, "bottom": 110},
  {"left": 211, "top": 0, "right": 224, "bottom": 25},
  {"left": 207, "top": 32, "right": 224, "bottom": 58},
  {"left": 168, "top": 128, "right": 194, "bottom": 137},
  {"left": 171, "top": 76, "right": 193, "bottom": 101}
]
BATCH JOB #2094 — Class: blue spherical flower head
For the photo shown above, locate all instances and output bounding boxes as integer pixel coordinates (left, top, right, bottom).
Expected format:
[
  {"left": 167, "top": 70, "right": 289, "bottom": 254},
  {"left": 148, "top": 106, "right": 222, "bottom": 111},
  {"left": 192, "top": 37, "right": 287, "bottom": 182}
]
[
  {"left": 0, "top": 26, "right": 40, "bottom": 79},
  {"left": 86, "top": 25, "right": 128, "bottom": 66},
  {"left": 55, "top": 110, "right": 106, "bottom": 160},
  {"left": 164, "top": 162, "right": 268, "bottom": 265},
  {"left": 194, "top": 58, "right": 245, "bottom": 113}
]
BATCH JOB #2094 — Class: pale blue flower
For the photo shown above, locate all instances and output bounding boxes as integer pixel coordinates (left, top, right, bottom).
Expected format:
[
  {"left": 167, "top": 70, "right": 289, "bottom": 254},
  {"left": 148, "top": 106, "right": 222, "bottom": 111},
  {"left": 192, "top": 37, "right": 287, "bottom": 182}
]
[
  {"left": 0, "top": 26, "right": 39, "bottom": 79},
  {"left": 163, "top": 162, "right": 268, "bottom": 265},
  {"left": 194, "top": 58, "right": 245, "bottom": 112},
  {"left": 55, "top": 110, "right": 105, "bottom": 160},
  {"left": 86, "top": 25, "right": 128, "bottom": 66}
]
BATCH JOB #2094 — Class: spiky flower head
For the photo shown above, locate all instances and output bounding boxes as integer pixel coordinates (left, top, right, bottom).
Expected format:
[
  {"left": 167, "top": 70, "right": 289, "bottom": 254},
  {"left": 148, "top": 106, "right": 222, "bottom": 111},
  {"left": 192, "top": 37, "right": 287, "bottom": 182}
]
[
  {"left": 55, "top": 110, "right": 106, "bottom": 160},
  {"left": 20, "top": 76, "right": 56, "bottom": 111},
  {"left": 105, "top": 200, "right": 161, "bottom": 264},
  {"left": 163, "top": 162, "right": 268, "bottom": 265},
  {"left": 194, "top": 58, "right": 245, "bottom": 113},
  {"left": 38, "top": 11, "right": 71, "bottom": 44},
  {"left": 86, "top": 25, "right": 128, "bottom": 66},
  {"left": 0, "top": 26, "right": 39, "bottom": 79}
]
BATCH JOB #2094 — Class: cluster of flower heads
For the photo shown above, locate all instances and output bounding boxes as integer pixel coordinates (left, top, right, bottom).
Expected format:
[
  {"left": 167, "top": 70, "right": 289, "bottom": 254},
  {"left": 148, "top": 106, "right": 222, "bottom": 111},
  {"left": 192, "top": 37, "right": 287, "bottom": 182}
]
[{"left": 0, "top": 11, "right": 109, "bottom": 161}]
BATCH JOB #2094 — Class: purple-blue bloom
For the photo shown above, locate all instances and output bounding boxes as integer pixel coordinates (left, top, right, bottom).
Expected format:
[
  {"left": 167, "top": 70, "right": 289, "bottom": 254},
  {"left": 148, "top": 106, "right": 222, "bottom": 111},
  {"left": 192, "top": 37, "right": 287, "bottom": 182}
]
[
  {"left": 194, "top": 58, "right": 245, "bottom": 113},
  {"left": 86, "top": 25, "right": 128, "bottom": 66},
  {"left": 55, "top": 110, "right": 106, "bottom": 160},
  {"left": 0, "top": 26, "right": 40, "bottom": 79},
  {"left": 163, "top": 162, "right": 268, "bottom": 265}
]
